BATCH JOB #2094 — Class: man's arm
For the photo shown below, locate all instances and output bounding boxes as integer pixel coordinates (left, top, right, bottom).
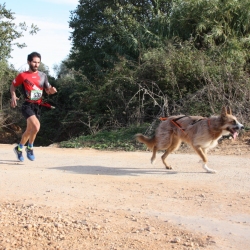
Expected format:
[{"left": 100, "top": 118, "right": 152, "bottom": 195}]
[
  {"left": 10, "top": 84, "right": 19, "bottom": 108},
  {"left": 45, "top": 86, "right": 57, "bottom": 95}
]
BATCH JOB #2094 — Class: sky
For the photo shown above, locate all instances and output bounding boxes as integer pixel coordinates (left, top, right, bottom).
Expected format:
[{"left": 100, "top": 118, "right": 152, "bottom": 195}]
[{"left": 5, "top": 0, "right": 79, "bottom": 77}]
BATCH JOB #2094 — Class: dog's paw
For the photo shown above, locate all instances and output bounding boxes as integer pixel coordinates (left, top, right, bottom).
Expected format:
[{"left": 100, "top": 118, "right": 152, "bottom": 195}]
[
  {"left": 165, "top": 165, "right": 172, "bottom": 170},
  {"left": 203, "top": 164, "right": 217, "bottom": 174},
  {"left": 151, "top": 159, "right": 156, "bottom": 164}
]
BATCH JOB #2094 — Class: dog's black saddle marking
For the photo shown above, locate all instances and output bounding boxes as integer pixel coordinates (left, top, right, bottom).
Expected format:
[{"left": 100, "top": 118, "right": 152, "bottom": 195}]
[
  {"left": 172, "top": 116, "right": 206, "bottom": 130},
  {"left": 171, "top": 116, "right": 187, "bottom": 131},
  {"left": 191, "top": 118, "right": 205, "bottom": 125},
  {"left": 172, "top": 115, "right": 187, "bottom": 122}
]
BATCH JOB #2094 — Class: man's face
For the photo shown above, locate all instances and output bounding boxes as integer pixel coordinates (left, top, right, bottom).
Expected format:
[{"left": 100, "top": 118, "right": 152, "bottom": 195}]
[{"left": 28, "top": 56, "right": 40, "bottom": 72}]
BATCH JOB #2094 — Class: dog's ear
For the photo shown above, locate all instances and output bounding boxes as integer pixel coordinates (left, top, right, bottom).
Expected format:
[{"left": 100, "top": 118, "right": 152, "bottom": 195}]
[
  {"left": 221, "top": 106, "right": 227, "bottom": 117},
  {"left": 227, "top": 107, "right": 232, "bottom": 115}
]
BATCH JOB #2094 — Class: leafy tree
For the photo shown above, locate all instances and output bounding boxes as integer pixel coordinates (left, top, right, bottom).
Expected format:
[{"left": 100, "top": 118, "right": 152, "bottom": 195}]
[
  {"left": 0, "top": 3, "right": 39, "bottom": 61},
  {"left": 68, "top": 0, "right": 250, "bottom": 75},
  {"left": 0, "top": 62, "right": 16, "bottom": 110},
  {"left": 0, "top": 2, "right": 41, "bottom": 142},
  {"left": 0, "top": 2, "right": 40, "bottom": 123},
  {"left": 68, "top": 0, "right": 173, "bottom": 77},
  {"left": 64, "top": 0, "right": 250, "bottom": 133},
  {"left": 53, "top": 60, "right": 74, "bottom": 79},
  {"left": 170, "top": 0, "right": 250, "bottom": 48},
  {"left": 9, "top": 0, "right": 250, "bottom": 145}
]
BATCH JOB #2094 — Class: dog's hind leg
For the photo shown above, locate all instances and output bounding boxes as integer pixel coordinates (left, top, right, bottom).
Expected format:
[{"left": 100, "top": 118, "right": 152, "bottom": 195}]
[
  {"left": 161, "top": 138, "right": 181, "bottom": 170},
  {"left": 151, "top": 146, "right": 157, "bottom": 164},
  {"left": 193, "top": 146, "right": 216, "bottom": 174},
  {"left": 161, "top": 150, "right": 172, "bottom": 170}
]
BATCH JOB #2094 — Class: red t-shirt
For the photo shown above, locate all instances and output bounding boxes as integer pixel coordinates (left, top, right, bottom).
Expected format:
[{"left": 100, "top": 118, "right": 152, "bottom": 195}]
[{"left": 12, "top": 71, "right": 51, "bottom": 104}]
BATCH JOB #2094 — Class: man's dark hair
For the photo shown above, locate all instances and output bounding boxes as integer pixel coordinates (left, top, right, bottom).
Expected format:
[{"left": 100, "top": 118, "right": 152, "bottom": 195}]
[{"left": 27, "top": 52, "right": 41, "bottom": 62}]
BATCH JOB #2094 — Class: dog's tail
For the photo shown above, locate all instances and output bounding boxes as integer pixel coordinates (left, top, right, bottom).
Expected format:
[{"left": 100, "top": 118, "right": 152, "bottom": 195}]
[{"left": 135, "top": 133, "right": 156, "bottom": 150}]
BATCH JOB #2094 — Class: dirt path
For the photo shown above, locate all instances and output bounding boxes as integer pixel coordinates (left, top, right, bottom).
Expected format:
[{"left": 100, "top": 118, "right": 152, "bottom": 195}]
[{"left": 1, "top": 143, "right": 250, "bottom": 250}]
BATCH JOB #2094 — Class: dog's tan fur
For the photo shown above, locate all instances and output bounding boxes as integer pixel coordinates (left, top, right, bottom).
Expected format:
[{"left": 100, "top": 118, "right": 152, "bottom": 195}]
[{"left": 135, "top": 107, "right": 244, "bottom": 173}]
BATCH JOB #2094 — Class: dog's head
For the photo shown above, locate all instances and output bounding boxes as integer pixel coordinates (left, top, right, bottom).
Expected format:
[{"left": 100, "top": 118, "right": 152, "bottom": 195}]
[{"left": 221, "top": 107, "right": 244, "bottom": 139}]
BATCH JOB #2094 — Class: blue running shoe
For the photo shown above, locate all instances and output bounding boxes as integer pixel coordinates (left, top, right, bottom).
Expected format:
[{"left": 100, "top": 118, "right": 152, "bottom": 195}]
[
  {"left": 14, "top": 146, "right": 24, "bottom": 162},
  {"left": 26, "top": 147, "right": 35, "bottom": 161}
]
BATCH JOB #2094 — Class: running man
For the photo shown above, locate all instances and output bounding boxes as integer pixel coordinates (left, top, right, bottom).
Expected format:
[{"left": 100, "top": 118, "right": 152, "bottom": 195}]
[{"left": 10, "top": 52, "right": 57, "bottom": 162}]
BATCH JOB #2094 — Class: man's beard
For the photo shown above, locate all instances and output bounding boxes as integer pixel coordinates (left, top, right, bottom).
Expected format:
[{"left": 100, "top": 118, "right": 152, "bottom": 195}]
[{"left": 29, "top": 65, "right": 38, "bottom": 72}]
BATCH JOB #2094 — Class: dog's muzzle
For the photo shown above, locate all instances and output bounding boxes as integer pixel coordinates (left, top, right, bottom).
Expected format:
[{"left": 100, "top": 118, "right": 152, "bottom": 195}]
[
  {"left": 237, "top": 122, "right": 244, "bottom": 130},
  {"left": 227, "top": 122, "right": 244, "bottom": 139}
]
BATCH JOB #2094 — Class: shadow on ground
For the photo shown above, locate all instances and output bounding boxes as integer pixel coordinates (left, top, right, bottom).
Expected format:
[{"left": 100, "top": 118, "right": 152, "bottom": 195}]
[{"left": 49, "top": 165, "right": 205, "bottom": 176}]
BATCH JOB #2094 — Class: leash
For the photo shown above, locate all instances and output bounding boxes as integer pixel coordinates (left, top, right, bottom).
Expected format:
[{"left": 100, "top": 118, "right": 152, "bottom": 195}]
[
  {"left": 40, "top": 102, "right": 55, "bottom": 109},
  {"left": 25, "top": 99, "right": 55, "bottom": 109}
]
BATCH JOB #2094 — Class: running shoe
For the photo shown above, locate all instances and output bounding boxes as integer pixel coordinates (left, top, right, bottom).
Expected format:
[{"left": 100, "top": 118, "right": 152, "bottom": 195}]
[
  {"left": 14, "top": 146, "right": 24, "bottom": 162},
  {"left": 25, "top": 147, "right": 35, "bottom": 161}
]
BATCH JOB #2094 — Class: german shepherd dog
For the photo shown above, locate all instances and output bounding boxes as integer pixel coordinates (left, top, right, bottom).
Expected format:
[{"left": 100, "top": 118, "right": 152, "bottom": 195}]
[{"left": 135, "top": 107, "right": 244, "bottom": 173}]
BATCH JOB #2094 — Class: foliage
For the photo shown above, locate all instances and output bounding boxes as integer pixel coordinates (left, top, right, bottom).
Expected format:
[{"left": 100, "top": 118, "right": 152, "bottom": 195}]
[
  {"left": 0, "top": 3, "right": 39, "bottom": 61},
  {"left": 171, "top": 0, "right": 250, "bottom": 48},
  {"left": 40, "top": 0, "right": 250, "bottom": 143},
  {"left": 67, "top": 0, "right": 173, "bottom": 77},
  {"left": 0, "top": 3, "right": 39, "bottom": 134},
  {"left": 135, "top": 41, "right": 250, "bottom": 118},
  {"left": 2, "top": 0, "right": 250, "bottom": 146},
  {"left": 59, "top": 123, "right": 149, "bottom": 151}
]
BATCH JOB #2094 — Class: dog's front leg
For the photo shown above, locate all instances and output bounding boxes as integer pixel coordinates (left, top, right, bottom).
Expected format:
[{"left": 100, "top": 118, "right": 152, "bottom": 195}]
[
  {"left": 193, "top": 146, "right": 216, "bottom": 174},
  {"left": 202, "top": 163, "right": 216, "bottom": 174}
]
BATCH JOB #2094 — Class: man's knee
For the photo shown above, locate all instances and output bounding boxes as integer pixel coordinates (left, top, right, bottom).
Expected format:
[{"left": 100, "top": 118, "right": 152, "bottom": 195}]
[
  {"left": 32, "top": 124, "right": 40, "bottom": 133},
  {"left": 25, "top": 125, "right": 39, "bottom": 134},
  {"left": 27, "top": 119, "right": 40, "bottom": 134}
]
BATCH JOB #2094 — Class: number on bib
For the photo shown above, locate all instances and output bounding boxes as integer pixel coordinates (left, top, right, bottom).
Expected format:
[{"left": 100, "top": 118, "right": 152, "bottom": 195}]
[{"left": 30, "top": 90, "right": 43, "bottom": 100}]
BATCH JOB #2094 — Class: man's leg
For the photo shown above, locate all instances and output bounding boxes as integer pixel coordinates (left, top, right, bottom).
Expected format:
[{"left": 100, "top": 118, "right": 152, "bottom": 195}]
[
  {"left": 21, "top": 115, "right": 40, "bottom": 145},
  {"left": 14, "top": 103, "right": 41, "bottom": 162},
  {"left": 23, "top": 115, "right": 40, "bottom": 161}
]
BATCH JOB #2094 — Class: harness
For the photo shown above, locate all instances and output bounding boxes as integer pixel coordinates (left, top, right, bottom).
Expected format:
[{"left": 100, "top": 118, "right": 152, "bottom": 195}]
[
  {"left": 170, "top": 116, "right": 187, "bottom": 134},
  {"left": 160, "top": 115, "right": 188, "bottom": 134},
  {"left": 159, "top": 115, "right": 210, "bottom": 134}
]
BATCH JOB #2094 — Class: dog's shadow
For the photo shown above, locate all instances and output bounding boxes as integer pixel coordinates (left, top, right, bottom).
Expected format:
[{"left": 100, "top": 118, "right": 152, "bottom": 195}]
[
  {"left": 50, "top": 165, "right": 176, "bottom": 176},
  {"left": 49, "top": 165, "right": 205, "bottom": 176}
]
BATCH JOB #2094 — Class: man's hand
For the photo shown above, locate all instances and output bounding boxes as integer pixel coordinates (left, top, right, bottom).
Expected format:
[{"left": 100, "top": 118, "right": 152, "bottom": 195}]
[
  {"left": 45, "top": 86, "right": 57, "bottom": 95},
  {"left": 10, "top": 97, "right": 19, "bottom": 108}
]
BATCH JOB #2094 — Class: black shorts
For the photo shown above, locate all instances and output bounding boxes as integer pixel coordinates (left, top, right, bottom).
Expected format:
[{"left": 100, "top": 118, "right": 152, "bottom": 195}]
[{"left": 22, "top": 102, "right": 41, "bottom": 120}]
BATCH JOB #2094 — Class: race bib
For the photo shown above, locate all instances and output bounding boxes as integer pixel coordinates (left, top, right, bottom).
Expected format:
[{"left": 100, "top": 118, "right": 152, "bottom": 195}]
[{"left": 30, "top": 90, "right": 43, "bottom": 100}]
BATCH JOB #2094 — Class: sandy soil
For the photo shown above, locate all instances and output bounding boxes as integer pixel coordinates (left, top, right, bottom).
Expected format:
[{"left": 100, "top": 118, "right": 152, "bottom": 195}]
[{"left": 1, "top": 138, "right": 250, "bottom": 250}]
